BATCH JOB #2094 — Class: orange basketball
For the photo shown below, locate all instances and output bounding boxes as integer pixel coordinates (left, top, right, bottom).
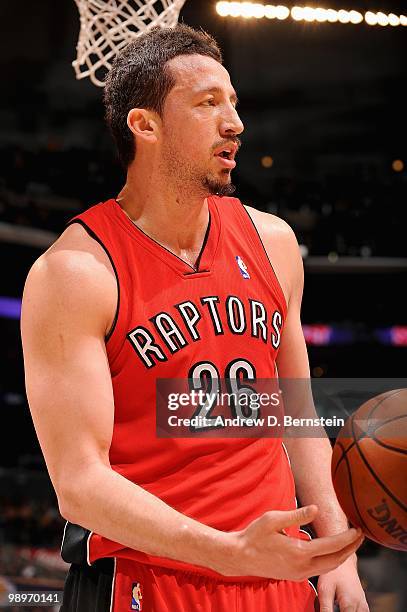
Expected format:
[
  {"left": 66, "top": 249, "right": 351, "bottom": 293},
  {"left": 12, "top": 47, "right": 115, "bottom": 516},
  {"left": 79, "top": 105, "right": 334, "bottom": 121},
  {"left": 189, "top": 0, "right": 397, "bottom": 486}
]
[{"left": 331, "top": 389, "right": 407, "bottom": 551}]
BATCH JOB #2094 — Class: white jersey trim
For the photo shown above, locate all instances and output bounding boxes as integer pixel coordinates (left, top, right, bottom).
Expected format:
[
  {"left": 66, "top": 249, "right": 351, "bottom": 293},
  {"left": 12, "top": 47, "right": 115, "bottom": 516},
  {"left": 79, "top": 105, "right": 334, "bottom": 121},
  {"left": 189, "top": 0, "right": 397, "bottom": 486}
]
[
  {"left": 109, "top": 558, "right": 117, "bottom": 612},
  {"left": 86, "top": 531, "right": 94, "bottom": 566},
  {"left": 308, "top": 579, "right": 318, "bottom": 596},
  {"left": 282, "top": 441, "right": 299, "bottom": 508},
  {"left": 300, "top": 529, "right": 318, "bottom": 597},
  {"left": 299, "top": 528, "right": 312, "bottom": 541},
  {"left": 60, "top": 521, "right": 68, "bottom": 555},
  {"left": 282, "top": 441, "right": 291, "bottom": 466}
]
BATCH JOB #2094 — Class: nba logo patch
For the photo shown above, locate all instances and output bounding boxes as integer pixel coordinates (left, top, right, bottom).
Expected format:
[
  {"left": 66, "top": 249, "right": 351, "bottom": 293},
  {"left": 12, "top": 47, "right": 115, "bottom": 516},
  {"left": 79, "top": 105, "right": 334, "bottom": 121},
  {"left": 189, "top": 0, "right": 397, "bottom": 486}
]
[
  {"left": 131, "top": 582, "right": 143, "bottom": 610},
  {"left": 236, "top": 255, "right": 250, "bottom": 279}
]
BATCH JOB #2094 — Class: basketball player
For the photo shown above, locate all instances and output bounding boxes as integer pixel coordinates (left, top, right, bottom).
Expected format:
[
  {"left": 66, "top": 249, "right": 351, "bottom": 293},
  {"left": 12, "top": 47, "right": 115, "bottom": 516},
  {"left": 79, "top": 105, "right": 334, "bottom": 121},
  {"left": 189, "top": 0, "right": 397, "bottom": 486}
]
[{"left": 21, "top": 25, "right": 369, "bottom": 611}]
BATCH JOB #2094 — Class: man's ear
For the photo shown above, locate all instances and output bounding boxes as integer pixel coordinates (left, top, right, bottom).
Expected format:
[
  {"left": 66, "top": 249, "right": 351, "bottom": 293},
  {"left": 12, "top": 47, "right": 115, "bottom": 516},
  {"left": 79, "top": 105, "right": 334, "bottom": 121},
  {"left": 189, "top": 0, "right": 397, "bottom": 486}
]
[{"left": 127, "top": 108, "right": 160, "bottom": 144}]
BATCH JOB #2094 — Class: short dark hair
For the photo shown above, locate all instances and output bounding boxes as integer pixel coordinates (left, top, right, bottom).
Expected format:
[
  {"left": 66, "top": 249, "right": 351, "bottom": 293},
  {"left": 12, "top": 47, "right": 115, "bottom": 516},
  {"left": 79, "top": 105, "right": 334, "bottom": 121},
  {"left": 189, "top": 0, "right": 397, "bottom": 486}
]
[{"left": 104, "top": 24, "right": 223, "bottom": 168}]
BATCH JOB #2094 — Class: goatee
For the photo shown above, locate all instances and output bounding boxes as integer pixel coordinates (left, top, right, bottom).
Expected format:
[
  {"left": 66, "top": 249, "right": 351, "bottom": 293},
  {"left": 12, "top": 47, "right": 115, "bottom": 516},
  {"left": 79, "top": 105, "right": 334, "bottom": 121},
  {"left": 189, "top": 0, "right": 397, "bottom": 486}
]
[{"left": 203, "top": 175, "right": 236, "bottom": 197}]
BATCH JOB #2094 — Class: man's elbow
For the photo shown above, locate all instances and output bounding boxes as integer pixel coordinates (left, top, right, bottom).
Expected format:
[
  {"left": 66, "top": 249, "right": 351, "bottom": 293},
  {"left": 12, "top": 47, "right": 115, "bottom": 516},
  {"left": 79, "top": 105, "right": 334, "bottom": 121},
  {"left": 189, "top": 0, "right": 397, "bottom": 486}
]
[
  {"left": 56, "top": 485, "right": 84, "bottom": 525},
  {"left": 55, "top": 473, "right": 94, "bottom": 525},
  {"left": 54, "top": 461, "right": 109, "bottom": 524}
]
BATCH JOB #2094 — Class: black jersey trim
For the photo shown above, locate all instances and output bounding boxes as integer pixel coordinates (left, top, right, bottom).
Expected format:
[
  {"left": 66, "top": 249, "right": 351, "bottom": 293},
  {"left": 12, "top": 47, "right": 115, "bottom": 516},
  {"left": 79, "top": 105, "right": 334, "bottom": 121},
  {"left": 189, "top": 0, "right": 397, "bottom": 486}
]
[
  {"left": 66, "top": 219, "right": 120, "bottom": 343},
  {"left": 192, "top": 212, "right": 211, "bottom": 273},
  {"left": 239, "top": 204, "right": 288, "bottom": 312},
  {"left": 60, "top": 521, "right": 92, "bottom": 565}
]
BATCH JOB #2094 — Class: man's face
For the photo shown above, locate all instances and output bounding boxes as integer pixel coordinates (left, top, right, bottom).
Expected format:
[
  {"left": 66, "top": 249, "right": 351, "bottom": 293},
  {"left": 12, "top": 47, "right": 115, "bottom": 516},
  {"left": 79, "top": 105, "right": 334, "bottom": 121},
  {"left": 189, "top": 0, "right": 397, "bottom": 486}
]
[{"left": 159, "top": 54, "right": 244, "bottom": 196}]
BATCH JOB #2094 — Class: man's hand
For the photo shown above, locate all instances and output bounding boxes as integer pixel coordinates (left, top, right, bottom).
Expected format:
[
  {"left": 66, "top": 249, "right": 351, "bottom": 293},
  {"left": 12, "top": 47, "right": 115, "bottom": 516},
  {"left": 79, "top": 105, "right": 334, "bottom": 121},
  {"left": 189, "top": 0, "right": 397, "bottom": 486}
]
[
  {"left": 216, "top": 505, "right": 364, "bottom": 581},
  {"left": 318, "top": 556, "right": 369, "bottom": 612}
]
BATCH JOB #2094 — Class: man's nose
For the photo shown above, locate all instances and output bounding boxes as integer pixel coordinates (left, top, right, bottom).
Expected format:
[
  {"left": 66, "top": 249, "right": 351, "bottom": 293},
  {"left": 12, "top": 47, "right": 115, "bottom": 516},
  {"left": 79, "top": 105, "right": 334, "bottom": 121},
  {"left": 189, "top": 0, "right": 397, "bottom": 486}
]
[{"left": 220, "top": 106, "right": 244, "bottom": 137}]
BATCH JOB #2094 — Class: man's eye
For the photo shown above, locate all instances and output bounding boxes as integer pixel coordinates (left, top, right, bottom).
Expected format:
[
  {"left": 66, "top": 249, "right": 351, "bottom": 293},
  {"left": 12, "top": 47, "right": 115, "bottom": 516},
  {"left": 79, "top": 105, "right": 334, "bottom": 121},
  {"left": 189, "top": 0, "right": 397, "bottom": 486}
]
[{"left": 202, "top": 99, "right": 215, "bottom": 106}]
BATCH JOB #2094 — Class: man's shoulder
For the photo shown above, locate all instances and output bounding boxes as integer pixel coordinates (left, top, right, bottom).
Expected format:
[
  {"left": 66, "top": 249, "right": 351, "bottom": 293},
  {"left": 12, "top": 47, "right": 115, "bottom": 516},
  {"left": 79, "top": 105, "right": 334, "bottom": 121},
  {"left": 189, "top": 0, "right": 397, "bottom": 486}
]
[
  {"left": 24, "top": 222, "right": 117, "bottom": 335},
  {"left": 36, "top": 222, "right": 114, "bottom": 281},
  {"left": 243, "top": 204, "right": 298, "bottom": 249}
]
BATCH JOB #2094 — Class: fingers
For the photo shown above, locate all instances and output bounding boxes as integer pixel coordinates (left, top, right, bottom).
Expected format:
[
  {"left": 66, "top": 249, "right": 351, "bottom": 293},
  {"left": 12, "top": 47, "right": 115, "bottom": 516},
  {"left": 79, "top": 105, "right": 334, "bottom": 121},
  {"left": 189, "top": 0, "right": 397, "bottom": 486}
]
[
  {"left": 338, "top": 603, "right": 361, "bottom": 612},
  {"left": 318, "top": 584, "right": 335, "bottom": 612},
  {"left": 318, "top": 585, "right": 335, "bottom": 612},
  {"left": 337, "top": 595, "right": 369, "bottom": 612},
  {"left": 306, "top": 528, "right": 362, "bottom": 557},
  {"left": 320, "top": 593, "right": 369, "bottom": 612},
  {"left": 271, "top": 504, "right": 319, "bottom": 531},
  {"left": 310, "top": 535, "right": 365, "bottom": 576}
]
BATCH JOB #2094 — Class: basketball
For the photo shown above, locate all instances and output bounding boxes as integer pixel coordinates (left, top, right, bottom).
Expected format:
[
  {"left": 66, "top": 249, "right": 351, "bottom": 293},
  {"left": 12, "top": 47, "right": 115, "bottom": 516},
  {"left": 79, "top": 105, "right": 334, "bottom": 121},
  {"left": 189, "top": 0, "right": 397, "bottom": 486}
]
[{"left": 332, "top": 389, "right": 407, "bottom": 551}]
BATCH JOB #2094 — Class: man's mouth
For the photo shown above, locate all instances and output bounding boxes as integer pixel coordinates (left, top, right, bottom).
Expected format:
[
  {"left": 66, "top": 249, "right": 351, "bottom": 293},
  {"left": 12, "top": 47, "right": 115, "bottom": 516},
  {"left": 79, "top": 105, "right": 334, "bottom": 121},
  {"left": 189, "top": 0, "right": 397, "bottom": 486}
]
[
  {"left": 213, "top": 142, "right": 239, "bottom": 161},
  {"left": 213, "top": 142, "right": 239, "bottom": 169}
]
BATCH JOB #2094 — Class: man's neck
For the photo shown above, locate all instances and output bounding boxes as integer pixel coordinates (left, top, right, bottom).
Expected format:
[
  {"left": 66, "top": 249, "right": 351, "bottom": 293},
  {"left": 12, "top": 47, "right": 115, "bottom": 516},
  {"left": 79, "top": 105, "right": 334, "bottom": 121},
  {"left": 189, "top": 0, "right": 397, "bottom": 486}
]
[{"left": 116, "top": 174, "right": 211, "bottom": 259}]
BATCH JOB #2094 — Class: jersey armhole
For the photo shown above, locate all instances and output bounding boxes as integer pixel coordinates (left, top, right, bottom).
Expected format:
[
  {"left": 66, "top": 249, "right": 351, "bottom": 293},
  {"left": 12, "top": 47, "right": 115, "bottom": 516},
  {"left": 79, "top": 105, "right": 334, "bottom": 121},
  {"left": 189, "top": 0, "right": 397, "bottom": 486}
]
[
  {"left": 232, "top": 200, "right": 288, "bottom": 315},
  {"left": 65, "top": 219, "right": 120, "bottom": 343}
]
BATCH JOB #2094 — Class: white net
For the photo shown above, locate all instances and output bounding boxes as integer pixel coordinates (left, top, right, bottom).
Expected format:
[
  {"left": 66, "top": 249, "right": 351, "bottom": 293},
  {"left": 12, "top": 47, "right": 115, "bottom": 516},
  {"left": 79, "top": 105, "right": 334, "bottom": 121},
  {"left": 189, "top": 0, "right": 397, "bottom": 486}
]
[{"left": 73, "top": 0, "right": 187, "bottom": 87}]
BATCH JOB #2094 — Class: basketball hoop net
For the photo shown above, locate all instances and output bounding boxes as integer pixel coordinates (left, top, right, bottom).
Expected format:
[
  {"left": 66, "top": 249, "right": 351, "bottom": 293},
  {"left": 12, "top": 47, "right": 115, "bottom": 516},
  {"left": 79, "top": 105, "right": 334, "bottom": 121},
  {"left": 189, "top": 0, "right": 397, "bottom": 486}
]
[{"left": 73, "top": 0, "right": 186, "bottom": 87}]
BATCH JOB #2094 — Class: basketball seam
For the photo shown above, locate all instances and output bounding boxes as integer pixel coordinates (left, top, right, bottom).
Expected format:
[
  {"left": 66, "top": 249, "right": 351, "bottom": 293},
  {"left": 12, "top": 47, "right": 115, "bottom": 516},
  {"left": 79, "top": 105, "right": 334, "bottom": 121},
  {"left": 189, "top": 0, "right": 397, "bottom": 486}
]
[
  {"left": 371, "top": 435, "right": 407, "bottom": 455},
  {"left": 333, "top": 389, "right": 407, "bottom": 476},
  {"left": 338, "top": 441, "right": 376, "bottom": 538},
  {"left": 366, "top": 389, "right": 404, "bottom": 423},
  {"left": 332, "top": 412, "right": 359, "bottom": 479},
  {"left": 351, "top": 412, "right": 407, "bottom": 513}
]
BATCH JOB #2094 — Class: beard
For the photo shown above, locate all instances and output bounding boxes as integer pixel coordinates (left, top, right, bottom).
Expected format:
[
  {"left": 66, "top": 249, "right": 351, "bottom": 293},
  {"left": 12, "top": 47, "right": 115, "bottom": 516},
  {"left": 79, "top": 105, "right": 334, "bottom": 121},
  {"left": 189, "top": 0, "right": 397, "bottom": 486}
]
[
  {"left": 202, "top": 171, "right": 237, "bottom": 197},
  {"left": 160, "top": 140, "right": 237, "bottom": 197},
  {"left": 166, "top": 159, "right": 237, "bottom": 197}
]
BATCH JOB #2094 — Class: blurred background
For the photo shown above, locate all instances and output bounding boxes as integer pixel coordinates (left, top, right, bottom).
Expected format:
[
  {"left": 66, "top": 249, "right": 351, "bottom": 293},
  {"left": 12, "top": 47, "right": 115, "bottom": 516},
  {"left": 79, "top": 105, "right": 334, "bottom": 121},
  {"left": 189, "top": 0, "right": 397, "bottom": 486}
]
[{"left": 1, "top": 0, "right": 406, "bottom": 610}]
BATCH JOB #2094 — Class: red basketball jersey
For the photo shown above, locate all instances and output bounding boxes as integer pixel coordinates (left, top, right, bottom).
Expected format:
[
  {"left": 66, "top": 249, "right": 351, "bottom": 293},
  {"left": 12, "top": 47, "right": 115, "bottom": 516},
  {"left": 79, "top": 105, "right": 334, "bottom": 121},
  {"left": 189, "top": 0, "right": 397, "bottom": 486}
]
[{"left": 62, "top": 196, "right": 300, "bottom": 581}]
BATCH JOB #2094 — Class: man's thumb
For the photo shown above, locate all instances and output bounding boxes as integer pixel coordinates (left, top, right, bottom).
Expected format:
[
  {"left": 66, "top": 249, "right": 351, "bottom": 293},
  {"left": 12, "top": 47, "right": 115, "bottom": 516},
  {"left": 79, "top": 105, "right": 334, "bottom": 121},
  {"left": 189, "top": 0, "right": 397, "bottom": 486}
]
[{"left": 272, "top": 505, "right": 318, "bottom": 532}]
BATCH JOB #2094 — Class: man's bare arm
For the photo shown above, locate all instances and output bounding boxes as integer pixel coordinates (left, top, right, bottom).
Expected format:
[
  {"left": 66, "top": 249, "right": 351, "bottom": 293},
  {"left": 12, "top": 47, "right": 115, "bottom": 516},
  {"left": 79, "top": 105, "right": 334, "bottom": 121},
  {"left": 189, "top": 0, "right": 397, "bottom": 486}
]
[
  {"left": 20, "top": 231, "right": 231, "bottom": 572},
  {"left": 20, "top": 225, "right": 363, "bottom": 580},
  {"left": 269, "top": 218, "right": 351, "bottom": 539},
  {"left": 245, "top": 206, "right": 352, "bottom": 539},
  {"left": 252, "top": 189, "right": 369, "bottom": 610}
]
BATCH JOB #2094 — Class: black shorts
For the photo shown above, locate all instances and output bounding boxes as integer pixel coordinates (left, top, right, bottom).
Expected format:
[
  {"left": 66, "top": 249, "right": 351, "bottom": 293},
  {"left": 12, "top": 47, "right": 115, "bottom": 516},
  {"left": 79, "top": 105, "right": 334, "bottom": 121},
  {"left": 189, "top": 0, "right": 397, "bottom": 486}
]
[{"left": 61, "top": 558, "right": 115, "bottom": 612}]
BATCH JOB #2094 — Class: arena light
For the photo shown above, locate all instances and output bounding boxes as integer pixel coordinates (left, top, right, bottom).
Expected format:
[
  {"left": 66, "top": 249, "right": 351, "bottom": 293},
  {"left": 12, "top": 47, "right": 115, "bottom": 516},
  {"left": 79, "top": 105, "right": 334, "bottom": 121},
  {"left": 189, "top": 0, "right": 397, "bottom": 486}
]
[
  {"left": 388, "top": 14, "right": 400, "bottom": 26},
  {"left": 253, "top": 3, "right": 266, "bottom": 17},
  {"left": 261, "top": 155, "right": 274, "bottom": 167},
  {"left": 215, "top": 3, "right": 407, "bottom": 27},
  {"left": 377, "top": 12, "right": 389, "bottom": 26},
  {"left": 314, "top": 8, "right": 328, "bottom": 22},
  {"left": 229, "top": 2, "right": 242, "bottom": 17},
  {"left": 349, "top": 10, "right": 363, "bottom": 24},
  {"left": 365, "top": 11, "right": 377, "bottom": 25},
  {"left": 392, "top": 159, "right": 404, "bottom": 172},
  {"left": 338, "top": 9, "right": 351, "bottom": 24},
  {"left": 303, "top": 7, "right": 316, "bottom": 22},
  {"left": 238, "top": 1, "right": 265, "bottom": 18},
  {"left": 275, "top": 4, "right": 289, "bottom": 19},
  {"left": 216, "top": 1, "right": 230, "bottom": 16},
  {"left": 291, "top": 6, "right": 304, "bottom": 21},
  {"left": 264, "top": 5, "right": 277, "bottom": 18},
  {"left": 326, "top": 9, "right": 339, "bottom": 23},
  {"left": 241, "top": 2, "right": 254, "bottom": 17}
]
